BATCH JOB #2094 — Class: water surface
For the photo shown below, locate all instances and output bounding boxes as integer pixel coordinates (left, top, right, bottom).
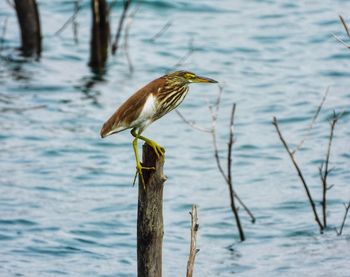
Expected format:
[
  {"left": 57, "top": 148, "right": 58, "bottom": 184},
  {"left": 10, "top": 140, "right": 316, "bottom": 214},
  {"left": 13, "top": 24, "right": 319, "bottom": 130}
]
[{"left": 1, "top": 0, "right": 350, "bottom": 276}]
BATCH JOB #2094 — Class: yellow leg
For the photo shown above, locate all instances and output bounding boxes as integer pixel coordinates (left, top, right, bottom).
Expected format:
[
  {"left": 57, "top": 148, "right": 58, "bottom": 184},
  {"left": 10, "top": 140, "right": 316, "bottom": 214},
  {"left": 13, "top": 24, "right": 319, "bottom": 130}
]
[
  {"left": 130, "top": 128, "right": 165, "bottom": 158},
  {"left": 137, "top": 134, "right": 165, "bottom": 159},
  {"left": 131, "top": 134, "right": 155, "bottom": 189}
]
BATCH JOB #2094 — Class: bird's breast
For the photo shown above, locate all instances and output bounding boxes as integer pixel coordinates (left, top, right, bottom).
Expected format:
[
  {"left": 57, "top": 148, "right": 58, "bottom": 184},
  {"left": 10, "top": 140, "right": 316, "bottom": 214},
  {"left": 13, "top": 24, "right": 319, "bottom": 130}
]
[{"left": 131, "top": 93, "right": 157, "bottom": 127}]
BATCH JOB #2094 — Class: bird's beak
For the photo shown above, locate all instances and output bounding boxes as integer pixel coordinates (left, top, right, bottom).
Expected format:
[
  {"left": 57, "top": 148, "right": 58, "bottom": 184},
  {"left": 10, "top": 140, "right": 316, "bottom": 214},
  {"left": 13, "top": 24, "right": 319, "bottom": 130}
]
[{"left": 193, "top": 75, "right": 218, "bottom": 83}]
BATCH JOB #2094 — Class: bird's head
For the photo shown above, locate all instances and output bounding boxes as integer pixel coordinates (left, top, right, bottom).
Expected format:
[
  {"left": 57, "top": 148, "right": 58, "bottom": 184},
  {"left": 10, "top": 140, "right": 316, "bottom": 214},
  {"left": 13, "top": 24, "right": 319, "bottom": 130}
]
[{"left": 166, "top": 70, "right": 218, "bottom": 84}]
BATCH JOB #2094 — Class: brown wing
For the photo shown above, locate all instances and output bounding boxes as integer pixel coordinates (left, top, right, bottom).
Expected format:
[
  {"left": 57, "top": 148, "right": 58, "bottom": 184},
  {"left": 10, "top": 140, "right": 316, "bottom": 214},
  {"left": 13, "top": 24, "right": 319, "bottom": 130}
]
[{"left": 100, "top": 77, "right": 166, "bottom": 138}]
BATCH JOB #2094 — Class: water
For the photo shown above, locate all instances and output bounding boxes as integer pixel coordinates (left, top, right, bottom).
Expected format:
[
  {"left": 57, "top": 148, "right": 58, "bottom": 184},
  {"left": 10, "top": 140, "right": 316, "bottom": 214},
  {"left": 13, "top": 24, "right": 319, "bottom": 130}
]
[{"left": 1, "top": 0, "right": 350, "bottom": 276}]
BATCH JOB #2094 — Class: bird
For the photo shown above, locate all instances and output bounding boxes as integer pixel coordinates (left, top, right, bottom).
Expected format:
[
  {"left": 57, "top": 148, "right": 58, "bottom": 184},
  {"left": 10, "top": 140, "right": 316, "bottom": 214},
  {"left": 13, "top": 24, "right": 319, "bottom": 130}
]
[{"left": 100, "top": 70, "right": 218, "bottom": 187}]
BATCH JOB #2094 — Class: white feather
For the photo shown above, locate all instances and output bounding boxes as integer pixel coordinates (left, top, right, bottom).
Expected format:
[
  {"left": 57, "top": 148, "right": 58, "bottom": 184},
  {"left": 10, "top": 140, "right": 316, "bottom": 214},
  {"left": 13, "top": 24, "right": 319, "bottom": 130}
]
[{"left": 131, "top": 94, "right": 156, "bottom": 129}]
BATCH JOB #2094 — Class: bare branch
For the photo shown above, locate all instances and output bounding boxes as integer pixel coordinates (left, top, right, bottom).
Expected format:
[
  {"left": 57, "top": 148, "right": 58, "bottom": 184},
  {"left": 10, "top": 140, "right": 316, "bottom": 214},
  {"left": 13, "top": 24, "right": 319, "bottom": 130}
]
[
  {"left": 209, "top": 94, "right": 255, "bottom": 224},
  {"left": 6, "top": 0, "right": 15, "bottom": 9},
  {"left": 54, "top": 0, "right": 81, "bottom": 37},
  {"left": 339, "top": 15, "right": 350, "bottom": 38},
  {"left": 186, "top": 205, "right": 199, "bottom": 277},
  {"left": 123, "top": 0, "right": 140, "bottom": 73},
  {"left": 273, "top": 116, "right": 324, "bottom": 232},
  {"left": 151, "top": 21, "right": 172, "bottom": 41},
  {"left": 0, "top": 105, "right": 47, "bottom": 113},
  {"left": 176, "top": 110, "right": 211, "bottom": 133},
  {"left": 112, "top": 0, "right": 131, "bottom": 55},
  {"left": 227, "top": 103, "right": 245, "bottom": 241},
  {"left": 174, "top": 37, "right": 194, "bottom": 67},
  {"left": 336, "top": 201, "right": 350, "bottom": 235},
  {"left": 293, "top": 87, "right": 329, "bottom": 154},
  {"left": 319, "top": 111, "right": 341, "bottom": 227},
  {"left": 0, "top": 17, "right": 8, "bottom": 53},
  {"left": 332, "top": 33, "right": 350, "bottom": 49},
  {"left": 176, "top": 86, "right": 255, "bottom": 224}
]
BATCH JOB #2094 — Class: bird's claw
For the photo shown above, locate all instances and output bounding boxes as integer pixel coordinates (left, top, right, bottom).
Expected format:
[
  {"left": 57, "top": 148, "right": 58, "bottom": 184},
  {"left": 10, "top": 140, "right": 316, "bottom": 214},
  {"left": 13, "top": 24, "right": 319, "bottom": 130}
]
[
  {"left": 133, "top": 162, "right": 155, "bottom": 190},
  {"left": 146, "top": 141, "right": 165, "bottom": 159}
]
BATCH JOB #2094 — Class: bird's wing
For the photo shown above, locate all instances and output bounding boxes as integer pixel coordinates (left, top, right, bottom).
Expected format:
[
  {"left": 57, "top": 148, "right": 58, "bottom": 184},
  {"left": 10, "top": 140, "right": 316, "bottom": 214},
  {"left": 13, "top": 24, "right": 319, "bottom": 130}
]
[{"left": 100, "top": 77, "right": 166, "bottom": 138}]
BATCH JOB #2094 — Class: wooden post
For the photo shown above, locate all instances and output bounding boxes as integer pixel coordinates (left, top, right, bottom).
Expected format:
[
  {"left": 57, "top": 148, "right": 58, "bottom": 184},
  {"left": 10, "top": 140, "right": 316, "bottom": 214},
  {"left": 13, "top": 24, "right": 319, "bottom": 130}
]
[
  {"left": 14, "top": 0, "right": 42, "bottom": 57},
  {"left": 89, "top": 0, "right": 110, "bottom": 72},
  {"left": 137, "top": 144, "right": 166, "bottom": 277}
]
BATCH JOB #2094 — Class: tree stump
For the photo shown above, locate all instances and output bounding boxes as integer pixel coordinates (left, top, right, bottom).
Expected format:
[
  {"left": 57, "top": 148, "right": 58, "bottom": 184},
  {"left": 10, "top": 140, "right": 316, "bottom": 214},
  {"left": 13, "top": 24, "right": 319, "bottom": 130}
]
[
  {"left": 89, "top": 0, "right": 110, "bottom": 72},
  {"left": 137, "top": 143, "right": 166, "bottom": 277},
  {"left": 14, "top": 0, "right": 42, "bottom": 57}
]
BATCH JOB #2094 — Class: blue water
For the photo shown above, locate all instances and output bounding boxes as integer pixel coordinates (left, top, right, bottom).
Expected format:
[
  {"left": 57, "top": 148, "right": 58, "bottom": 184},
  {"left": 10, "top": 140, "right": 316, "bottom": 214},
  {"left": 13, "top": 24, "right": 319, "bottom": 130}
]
[{"left": 1, "top": 0, "right": 350, "bottom": 276}]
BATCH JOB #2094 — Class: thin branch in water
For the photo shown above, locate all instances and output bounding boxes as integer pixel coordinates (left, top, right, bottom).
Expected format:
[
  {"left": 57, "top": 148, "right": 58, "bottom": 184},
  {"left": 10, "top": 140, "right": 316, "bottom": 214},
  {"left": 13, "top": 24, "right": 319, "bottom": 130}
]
[
  {"left": 54, "top": 0, "right": 81, "bottom": 37},
  {"left": 227, "top": 103, "right": 245, "bottom": 241},
  {"left": 339, "top": 15, "right": 350, "bottom": 38},
  {"left": 0, "top": 105, "right": 47, "bottom": 113},
  {"left": 332, "top": 33, "right": 350, "bottom": 49},
  {"left": 336, "top": 201, "right": 350, "bottom": 235},
  {"left": 151, "top": 21, "right": 172, "bottom": 41},
  {"left": 111, "top": 0, "right": 131, "bottom": 55},
  {"left": 186, "top": 205, "right": 199, "bottom": 277},
  {"left": 124, "top": 18, "right": 133, "bottom": 72},
  {"left": 208, "top": 88, "right": 255, "bottom": 223},
  {"left": 0, "top": 17, "right": 8, "bottom": 53},
  {"left": 6, "top": 0, "right": 15, "bottom": 9},
  {"left": 176, "top": 86, "right": 256, "bottom": 224},
  {"left": 293, "top": 87, "right": 330, "bottom": 154},
  {"left": 273, "top": 116, "right": 324, "bottom": 232},
  {"left": 174, "top": 37, "right": 194, "bottom": 67},
  {"left": 123, "top": 0, "right": 140, "bottom": 73},
  {"left": 176, "top": 110, "right": 211, "bottom": 133},
  {"left": 319, "top": 111, "right": 341, "bottom": 228},
  {"left": 73, "top": 0, "right": 80, "bottom": 44}
]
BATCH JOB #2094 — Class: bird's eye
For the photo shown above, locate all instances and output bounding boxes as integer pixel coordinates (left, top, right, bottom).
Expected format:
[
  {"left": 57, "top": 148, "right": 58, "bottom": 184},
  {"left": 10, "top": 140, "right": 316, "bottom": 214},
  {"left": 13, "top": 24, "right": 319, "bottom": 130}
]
[{"left": 184, "top": 73, "right": 195, "bottom": 79}]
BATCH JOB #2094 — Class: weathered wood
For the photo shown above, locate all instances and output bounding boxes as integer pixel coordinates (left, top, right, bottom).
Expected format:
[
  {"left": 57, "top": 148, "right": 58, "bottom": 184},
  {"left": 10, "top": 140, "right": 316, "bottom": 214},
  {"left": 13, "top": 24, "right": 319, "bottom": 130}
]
[
  {"left": 89, "top": 0, "right": 110, "bottom": 72},
  {"left": 137, "top": 143, "right": 166, "bottom": 277},
  {"left": 14, "top": 0, "right": 41, "bottom": 57},
  {"left": 186, "top": 205, "right": 199, "bottom": 277}
]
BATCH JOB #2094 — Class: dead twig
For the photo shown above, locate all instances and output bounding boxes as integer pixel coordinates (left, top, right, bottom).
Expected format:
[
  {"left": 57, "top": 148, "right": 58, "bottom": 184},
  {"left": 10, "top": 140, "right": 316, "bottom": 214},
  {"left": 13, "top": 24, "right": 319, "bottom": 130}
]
[
  {"left": 208, "top": 88, "right": 256, "bottom": 224},
  {"left": 174, "top": 37, "right": 194, "bottom": 67},
  {"left": 177, "top": 86, "right": 256, "bottom": 224},
  {"left": 0, "top": 105, "right": 47, "bottom": 113},
  {"left": 175, "top": 110, "right": 211, "bottom": 133},
  {"left": 151, "top": 21, "right": 172, "bottom": 41},
  {"left": 292, "top": 87, "right": 329, "bottom": 154},
  {"left": 332, "top": 33, "right": 350, "bottom": 49},
  {"left": 319, "top": 111, "right": 342, "bottom": 228},
  {"left": 273, "top": 116, "right": 324, "bottom": 232},
  {"left": 124, "top": 18, "right": 133, "bottom": 72},
  {"left": 186, "top": 205, "right": 199, "bottom": 277},
  {"left": 227, "top": 103, "right": 245, "bottom": 241},
  {"left": 112, "top": 0, "right": 131, "bottom": 55},
  {"left": 54, "top": 0, "right": 81, "bottom": 39},
  {"left": 339, "top": 15, "right": 350, "bottom": 38},
  {"left": 336, "top": 201, "right": 350, "bottom": 235},
  {"left": 6, "top": 0, "right": 15, "bottom": 9},
  {"left": 0, "top": 17, "right": 8, "bottom": 53},
  {"left": 123, "top": 0, "right": 140, "bottom": 73},
  {"left": 73, "top": 0, "right": 79, "bottom": 44},
  {"left": 333, "top": 16, "right": 350, "bottom": 49}
]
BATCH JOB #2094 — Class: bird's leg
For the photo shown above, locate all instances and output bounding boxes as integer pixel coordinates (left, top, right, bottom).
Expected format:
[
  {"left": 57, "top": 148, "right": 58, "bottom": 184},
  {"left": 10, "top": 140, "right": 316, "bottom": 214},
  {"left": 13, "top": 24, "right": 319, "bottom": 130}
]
[
  {"left": 137, "top": 134, "right": 165, "bottom": 159},
  {"left": 131, "top": 129, "right": 155, "bottom": 189}
]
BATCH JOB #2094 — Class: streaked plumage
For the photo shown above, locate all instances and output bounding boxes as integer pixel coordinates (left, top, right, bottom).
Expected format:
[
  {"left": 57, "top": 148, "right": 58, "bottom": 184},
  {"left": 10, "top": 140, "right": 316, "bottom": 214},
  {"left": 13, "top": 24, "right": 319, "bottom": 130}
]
[
  {"left": 100, "top": 72, "right": 192, "bottom": 138},
  {"left": 100, "top": 70, "right": 217, "bottom": 187}
]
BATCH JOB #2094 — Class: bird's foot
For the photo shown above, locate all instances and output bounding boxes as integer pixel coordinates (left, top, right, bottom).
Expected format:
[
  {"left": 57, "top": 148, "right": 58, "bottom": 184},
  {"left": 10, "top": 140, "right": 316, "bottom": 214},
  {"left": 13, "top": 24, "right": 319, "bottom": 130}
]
[
  {"left": 146, "top": 140, "right": 165, "bottom": 159},
  {"left": 133, "top": 162, "right": 155, "bottom": 190}
]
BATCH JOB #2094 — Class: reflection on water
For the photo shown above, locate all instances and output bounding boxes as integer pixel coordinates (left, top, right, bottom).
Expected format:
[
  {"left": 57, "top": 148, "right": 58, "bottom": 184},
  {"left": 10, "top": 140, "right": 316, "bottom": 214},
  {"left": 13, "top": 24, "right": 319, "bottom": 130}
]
[{"left": 1, "top": 0, "right": 350, "bottom": 276}]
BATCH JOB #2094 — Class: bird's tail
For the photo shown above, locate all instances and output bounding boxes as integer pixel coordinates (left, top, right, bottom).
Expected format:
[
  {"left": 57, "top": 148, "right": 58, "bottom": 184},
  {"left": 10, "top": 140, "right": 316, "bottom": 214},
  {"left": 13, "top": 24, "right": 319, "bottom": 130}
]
[
  {"left": 100, "top": 123, "right": 109, "bottom": 138},
  {"left": 100, "top": 121, "right": 127, "bottom": 138}
]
